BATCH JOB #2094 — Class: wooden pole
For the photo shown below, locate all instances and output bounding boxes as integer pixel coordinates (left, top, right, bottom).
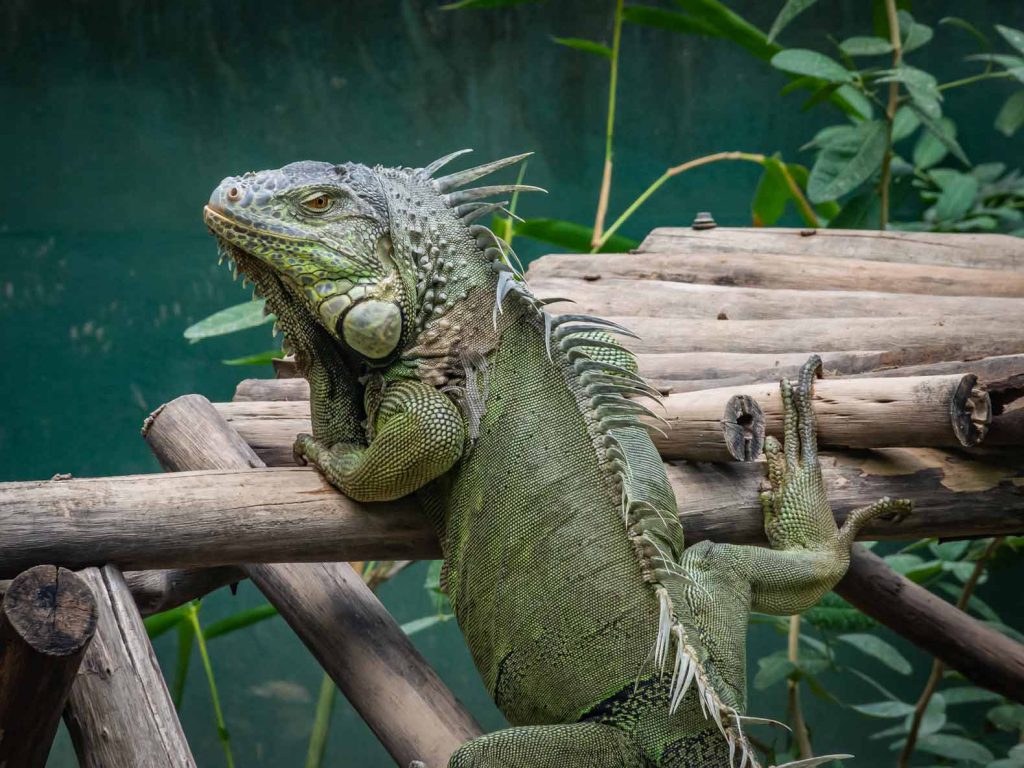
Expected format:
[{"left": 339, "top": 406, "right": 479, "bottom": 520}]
[
  {"left": 63, "top": 566, "right": 195, "bottom": 768},
  {"left": 528, "top": 276, "right": 1024, "bottom": 321},
  {"left": 0, "top": 565, "right": 97, "bottom": 767},
  {"left": 526, "top": 249, "right": 1024, "bottom": 297},
  {"left": 836, "top": 546, "right": 1024, "bottom": 703},
  {"left": 124, "top": 567, "right": 244, "bottom": 616},
  {"left": 214, "top": 373, "right": 991, "bottom": 464},
  {"left": 143, "top": 394, "right": 482, "bottom": 766},
  {"left": 1, "top": 447, "right": 1021, "bottom": 577},
  {"left": 636, "top": 227, "right": 1024, "bottom": 270}
]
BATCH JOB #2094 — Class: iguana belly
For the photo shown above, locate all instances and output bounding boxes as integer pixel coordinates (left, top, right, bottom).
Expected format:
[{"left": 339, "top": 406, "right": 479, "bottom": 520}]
[{"left": 435, "top": 328, "right": 660, "bottom": 726}]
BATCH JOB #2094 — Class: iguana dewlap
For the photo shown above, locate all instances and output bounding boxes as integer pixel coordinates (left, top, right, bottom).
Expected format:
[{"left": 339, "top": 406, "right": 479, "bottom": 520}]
[{"left": 204, "top": 152, "right": 909, "bottom": 768}]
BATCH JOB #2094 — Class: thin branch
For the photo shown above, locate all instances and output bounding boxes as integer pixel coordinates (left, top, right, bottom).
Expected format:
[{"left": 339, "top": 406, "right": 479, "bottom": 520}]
[
  {"left": 590, "top": 0, "right": 624, "bottom": 248},
  {"left": 897, "top": 537, "right": 1005, "bottom": 768},
  {"left": 787, "top": 614, "right": 814, "bottom": 759},
  {"left": 938, "top": 70, "right": 1017, "bottom": 92},
  {"left": 877, "top": 0, "right": 903, "bottom": 231}
]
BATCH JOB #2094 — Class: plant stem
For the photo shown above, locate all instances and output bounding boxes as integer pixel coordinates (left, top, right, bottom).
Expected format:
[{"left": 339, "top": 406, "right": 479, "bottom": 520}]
[
  {"left": 305, "top": 673, "right": 337, "bottom": 768},
  {"left": 595, "top": 151, "right": 818, "bottom": 250},
  {"left": 897, "top": 537, "right": 1004, "bottom": 768},
  {"left": 787, "top": 615, "right": 814, "bottom": 759},
  {"left": 187, "top": 603, "right": 235, "bottom": 768},
  {"left": 877, "top": 0, "right": 903, "bottom": 231},
  {"left": 938, "top": 70, "right": 1017, "bottom": 92},
  {"left": 590, "top": 0, "right": 624, "bottom": 248}
]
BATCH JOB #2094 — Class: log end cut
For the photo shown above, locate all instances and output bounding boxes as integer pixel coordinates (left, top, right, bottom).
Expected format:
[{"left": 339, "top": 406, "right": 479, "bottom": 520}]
[
  {"left": 2, "top": 565, "right": 97, "bottom": 657},
  {"left": 951, "top": 374, "right": 992, "bottom": 447}
]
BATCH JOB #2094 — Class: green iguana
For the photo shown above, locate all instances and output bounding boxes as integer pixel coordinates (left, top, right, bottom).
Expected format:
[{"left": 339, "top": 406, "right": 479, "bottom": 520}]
[{"left": 203, "top": 152, "right": 910, "bottom": 768}]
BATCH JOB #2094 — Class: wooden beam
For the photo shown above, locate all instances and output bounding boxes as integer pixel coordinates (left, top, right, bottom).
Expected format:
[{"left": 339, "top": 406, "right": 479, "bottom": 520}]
[
  {"left": 63, "top": 566, "right": 195, "bottom": 768},
  {"left": 0, "top": 565, "right": 97, "bottom": 768},
  {"left": 216, "top": 373, "right": 992, "bottom": 465},
  {"left": 124, "top": 567, "right": 244, "bottom": 616},
  {"left": 526, "top": 249, "right": 1024, "bottom": 297},
  {"left": 0, "top": 448, "right": 1021, "bottom": 577},
  {"left": 636, "top": 227, "right": 1024, "bottom": 271},
  {"left": 528, "top": 276, "right": 1024, "bottom": 321},
  {"left": 836, "top": 546, "right": 1024, "bottom": 703},
  {"left": 143, "top": 394, "right": 482, "bottom": 766}
]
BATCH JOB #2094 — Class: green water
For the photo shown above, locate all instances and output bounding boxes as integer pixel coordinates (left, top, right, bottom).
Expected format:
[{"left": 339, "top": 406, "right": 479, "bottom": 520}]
[{"left": 2, "top": 1, "right": 1022, "bottom": 765}]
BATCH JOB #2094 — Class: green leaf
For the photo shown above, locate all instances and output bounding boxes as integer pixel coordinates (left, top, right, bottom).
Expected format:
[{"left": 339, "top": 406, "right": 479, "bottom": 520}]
[
  {"left": 891, "top": 106, "right": 921, "bottom": 141},
  {"left": 184, "top": 300, "right": 272, "bottom": 343},
  {"left": 771, "top": 49, "right": 854, "bottom": 83},
  {"left": 622, "top": 5, "right": 718, "bottom": 37},
  {"left": 910, "top": 693, "right": 946, "bottom": 737},
  {"left": 939, "top": 17, "right": 991, "bottom": 50},
  {"left": 911, "top": 111, "right": 969, "bottom": 167},
  {"left": 672, "top": 0, "right": 779, "bottom": 61},
  {"left": 752, "top": 157, "right": 790, "bottom": 227},
  {"left": 754, "top": 653, "right": 796, "bottom": 690},
  {"left": 940, "top": 686, "right": 1004, "bottom": 705},
  {"left": 440, "top": 0, "right": 542, "bottom": 9},
  {"left": 808, "top": 120, "right": 888, "bottom": 203},
  {"left": 988, "top": 703, "right": 1024, "bottom": 732},
  {"left": 837, "top": 633, "right": 912, "bottom": 674},
  {"left": 203, "top": 603, "right": 279, "bottom": 641},
  {"left": 852, "top": 700, "right": 915, "bottom": 718},
  {"left": 929, "top": 539, "right": 970, "bottom": 561},
  {"left": 964, "top": 54, "right": 1024, "bottom": 84},
  {"left": 898, "top": 11, "right": 933, "bottom": 54},
  {"left": 839, "top": 36, "right": 893, "bottom": 56},
  {"left": 835, "top": 84, "right": 873, "bottom": 120},
  {"left": 996, "top": 91, "right": 1024, "bottom": 137},
  {"left": 915, "top": 733, "right": 994, "bottom": 764},
  {"left": 827, "top": 188, "right": 881, "bottom": 229},
  {"left": 222, "top": 349, "right": 283, "bottom": 366},
  {"left": 551, "top": 37, "right": 612, "bottom": 58},
  {"left": 401, "top": 613, "right": 453, "bottom": 636},
  {"left": 878, "top": 66, "right": 942, "bottom": 118},
  {"left": 767, "top": 0, "right": 818, "bottom": 44},
  {"left": 804, "top": 591, "right": 876, "bottom": 631},
  {"left": 144, "top": 605, "right": 191, "bottom": 639},
  {"left": 996, "top": 25, "right": 1024, "bottom": 57},
  {"left": 512, "top": 218, "right": 638, "bottom": 253}
]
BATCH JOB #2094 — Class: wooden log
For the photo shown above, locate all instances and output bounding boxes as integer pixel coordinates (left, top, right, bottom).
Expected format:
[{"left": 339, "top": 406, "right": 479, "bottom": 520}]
[
  {"left": 63, "top": 566, "right": 195, "bottom": 768},
  {"left": 215, "top": 373, "right": 992, "bottom": 465},
  {"left": 835, "top": 545, "right": 1024, "bottom": 703},
  {"left": 598, "top": 314, "right": 1024, "bottom": 357},
  {"left": 637, "top": 227, "right": 1024, "bottom": 271},
  {"left": 124, "top": 567, "right": 244, "bottom": 617},
  {"left": 0, "top": 565, "right": 97, "bottom": 767},
  {"left": 234, "top": 377, "right": 310, "bottom": 402},
  {"left": 526, "top": 249, "right": 1024, "bottom": 297},
  {"left": 528, "top": 276, "right": 1024, "bottom": 321},
  {"left": 143, "top": 394, "right": 482, "bottom": 765},
  {"left": 1, "top": 448, "right": 1022, "bottom": 576}
]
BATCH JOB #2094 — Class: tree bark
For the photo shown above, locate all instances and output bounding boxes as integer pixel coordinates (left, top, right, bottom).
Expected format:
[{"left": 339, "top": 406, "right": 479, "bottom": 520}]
[
  {"left": 527, "top": 249, "right": 1024, "bottom": 297},
  {"left": 0, "top": 565, "right": 97, "bottom": 768},
  {"left": 143, "top": 394, "right": 482, "bottom": 767},
  {"left": 214, "top": 373, "right": 991, "bottom": 464},
  {"left": 527, "top": 276, "right": 1024, "bottom": 321},
  {"left": 636, "top": 227, "right": 1024, "bottom": 271},
  {"left": 836, "top": 545, "right": 1024, "bottom": 703},
  {"left": 1, "top": 447, "right": 1021, "bottom": 576},
  {"left": 63, "top": 566, "right": 195, "bottom": 768}
]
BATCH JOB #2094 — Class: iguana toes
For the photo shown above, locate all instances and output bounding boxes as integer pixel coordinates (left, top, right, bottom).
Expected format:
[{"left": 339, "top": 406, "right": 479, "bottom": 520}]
[{"left": 204, "top": 152, "right": 910, "bottom": 768}]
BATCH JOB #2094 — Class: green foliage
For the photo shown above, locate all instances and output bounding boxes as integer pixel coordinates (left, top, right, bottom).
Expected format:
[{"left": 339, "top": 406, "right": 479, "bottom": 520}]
[
  {"left": 511, "top": 218, "right": 639, "bottom": 252},
  {"left": 184, "top": 300, "right": 272, "bottom": 343},
  {"left": 552, "top": 36, "right": 612, "bottom": 58}
]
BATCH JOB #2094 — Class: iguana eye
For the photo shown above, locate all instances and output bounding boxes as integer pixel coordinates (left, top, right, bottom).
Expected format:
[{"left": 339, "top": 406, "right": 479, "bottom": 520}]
[{"left": 300, "top": 193, "right": 333, "bottom": 213}]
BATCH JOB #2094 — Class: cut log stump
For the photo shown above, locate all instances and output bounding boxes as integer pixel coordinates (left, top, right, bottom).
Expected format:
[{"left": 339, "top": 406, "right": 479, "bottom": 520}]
[{"left": 0, "top": 565, "right": 97, "bottom": 768}]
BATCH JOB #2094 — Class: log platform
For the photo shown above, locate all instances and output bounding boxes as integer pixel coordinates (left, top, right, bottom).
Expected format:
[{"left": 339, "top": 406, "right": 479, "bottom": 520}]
[{"left": 1, "top": 226, "right": 1023, "bottom": 763}]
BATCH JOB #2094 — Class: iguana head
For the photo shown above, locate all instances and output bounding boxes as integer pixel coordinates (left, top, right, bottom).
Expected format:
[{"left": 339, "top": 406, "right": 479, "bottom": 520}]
[{"left": 204, "top": 151, "right": 537, "bottom": 368}]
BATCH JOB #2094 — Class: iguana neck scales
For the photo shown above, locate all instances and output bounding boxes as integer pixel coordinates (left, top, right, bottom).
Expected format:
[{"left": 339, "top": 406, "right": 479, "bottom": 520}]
[{"left": 204, "top": 151, "right": 909, "bottom": 768}]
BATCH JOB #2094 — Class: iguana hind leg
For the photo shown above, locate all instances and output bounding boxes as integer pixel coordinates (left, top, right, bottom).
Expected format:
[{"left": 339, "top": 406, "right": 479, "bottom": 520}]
[{"left": 447, "top": 722, "right": 651, "bottom": 768}]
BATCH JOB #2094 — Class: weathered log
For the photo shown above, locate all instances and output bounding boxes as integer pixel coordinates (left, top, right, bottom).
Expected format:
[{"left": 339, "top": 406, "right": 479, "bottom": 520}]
[
  {"left": 637, "top": 227, "right": 1024, "bottom": 271},
  {"left": 0, "top": 565, "right": 97, "bottom": 768},
  {"left": 235, "top": 377, "right": 310, "bottom": 402},
  {"left": 528, "top": 276, "right": 1024, "bottom": 321},
  {"left": 143, "top": 394, "right": 482, "bottom": 765},
  {"left": 215, "top": 373, "right": 992, "bottom": 465},
  {"left": 63, "top": 566, "right": 195, "bottom": 768},
  {"left": 1, "top": 448, "right": 1021, "bottom": 576},
  {"left": 598, "top": 314, "right": 1024, "bottom": 357},
  {"left": 124, "top": 567, "right": 244, "bottom": 616},
  {"left": 836, "top": 546, "right": 1024, "bottom": 703},
  {"left": 527, "top": 249, "right": 1024, "bottom": 297}
]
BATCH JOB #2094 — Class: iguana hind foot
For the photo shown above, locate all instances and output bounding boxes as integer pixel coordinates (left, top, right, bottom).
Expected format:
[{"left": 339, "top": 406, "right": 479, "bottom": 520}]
[{"left": 448, "top": 722, "right": 650, "bottom": 768}]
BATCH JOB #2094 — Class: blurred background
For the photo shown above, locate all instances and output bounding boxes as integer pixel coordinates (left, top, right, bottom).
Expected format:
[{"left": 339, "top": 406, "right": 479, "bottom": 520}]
[{"left": 2, "top": 1, "right": 1023, "bottom": 765}]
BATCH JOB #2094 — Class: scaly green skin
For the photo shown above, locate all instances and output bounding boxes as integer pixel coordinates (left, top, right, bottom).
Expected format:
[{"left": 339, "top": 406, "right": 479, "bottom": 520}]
[{"left": 204, "top": 153, "right": 910, "bottom": 768}]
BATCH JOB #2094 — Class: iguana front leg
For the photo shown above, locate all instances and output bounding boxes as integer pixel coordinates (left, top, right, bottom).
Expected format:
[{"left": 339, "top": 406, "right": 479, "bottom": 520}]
[
  {"left": 294, "top": 379, "right": 465, "bottom": 502},
  {"left": 748, "top": 356, "right": 911, "bottom": 615}
]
